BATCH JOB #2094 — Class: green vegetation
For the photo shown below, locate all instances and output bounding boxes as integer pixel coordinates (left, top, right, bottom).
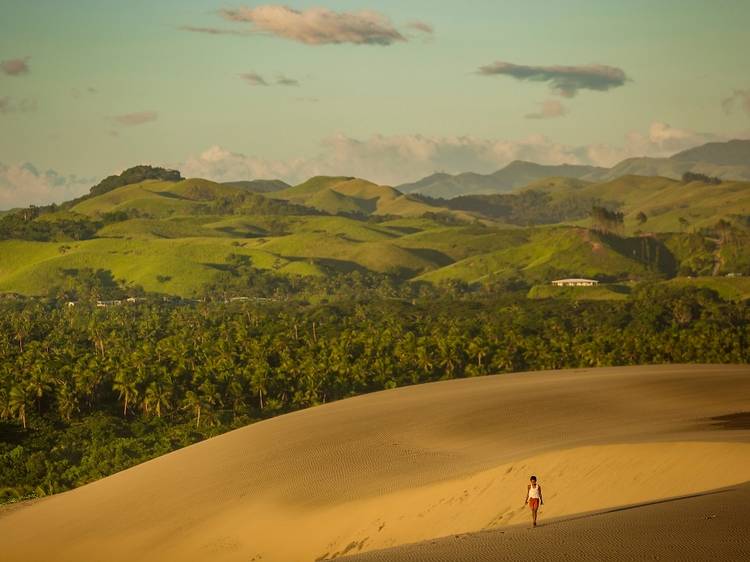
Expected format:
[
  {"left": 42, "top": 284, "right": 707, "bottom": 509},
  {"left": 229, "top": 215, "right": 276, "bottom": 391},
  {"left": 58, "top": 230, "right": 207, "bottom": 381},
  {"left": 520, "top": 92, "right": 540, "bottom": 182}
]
[
  {"left": 1, "top": 158, "right": 750, "bottom": 503},
  {"left": 1, "top": 165, "right": 749, "bottom": 299},
  {"left": 88, "top": 165, "right": 182, "bottom": 198},
  {"left": 682, "top": 171, "right": 722, "bottom": 185},
  {"left": 1, "top": 284, "right": 747, "bottom": 502}
]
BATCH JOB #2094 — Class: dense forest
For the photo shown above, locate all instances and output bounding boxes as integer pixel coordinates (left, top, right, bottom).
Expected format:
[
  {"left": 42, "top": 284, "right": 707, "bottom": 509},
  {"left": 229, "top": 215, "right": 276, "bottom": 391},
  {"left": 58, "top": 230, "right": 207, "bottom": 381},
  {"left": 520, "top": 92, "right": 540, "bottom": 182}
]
[{"left": 1, "top": 282, "right": 747, "bottom": 502}]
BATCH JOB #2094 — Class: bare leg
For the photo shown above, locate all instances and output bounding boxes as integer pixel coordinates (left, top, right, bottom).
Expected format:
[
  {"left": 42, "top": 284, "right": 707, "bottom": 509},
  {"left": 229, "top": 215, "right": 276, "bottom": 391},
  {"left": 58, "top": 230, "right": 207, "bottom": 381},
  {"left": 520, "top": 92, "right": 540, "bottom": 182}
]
[{"left": 532, "top": 507, "right": 538, "bottom": 526}]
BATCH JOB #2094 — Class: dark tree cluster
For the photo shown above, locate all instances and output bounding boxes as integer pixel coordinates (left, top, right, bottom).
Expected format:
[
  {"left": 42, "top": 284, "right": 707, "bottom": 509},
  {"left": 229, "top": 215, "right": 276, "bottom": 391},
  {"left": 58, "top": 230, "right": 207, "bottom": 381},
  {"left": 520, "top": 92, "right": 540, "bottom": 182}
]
[
  {"left": 415, "top": 191, "right": 608, "bottom": 226},
  {"left": 0, "top": 212, "right": 99, "bottom": 242},
  {"left": 591, "top": 205, "right": 625, "bottom": 234},
  {"left": 196, "top": 192, "right": 322, "bottom": 217},
  {"left": 89, "top": 166, "right": 183, "bottom": 197},
  {"left": 682, "top": 172, "right": 722, "bottom": 185}
]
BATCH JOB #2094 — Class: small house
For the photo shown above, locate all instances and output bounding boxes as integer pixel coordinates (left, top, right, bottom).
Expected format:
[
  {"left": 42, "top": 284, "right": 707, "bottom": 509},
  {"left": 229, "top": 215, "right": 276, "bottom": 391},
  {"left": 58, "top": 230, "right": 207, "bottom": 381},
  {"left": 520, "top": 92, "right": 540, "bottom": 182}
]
[{"left": 551, "top": 278, "right": 599, "bottom": 287}]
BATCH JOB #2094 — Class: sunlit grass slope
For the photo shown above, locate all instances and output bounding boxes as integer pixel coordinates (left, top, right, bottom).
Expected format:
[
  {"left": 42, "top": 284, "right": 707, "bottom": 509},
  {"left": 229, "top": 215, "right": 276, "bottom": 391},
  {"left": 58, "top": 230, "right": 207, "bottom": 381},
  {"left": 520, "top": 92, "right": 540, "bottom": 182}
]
[{"left": 0, "top": 238, "right": 300, "bottom": 296}]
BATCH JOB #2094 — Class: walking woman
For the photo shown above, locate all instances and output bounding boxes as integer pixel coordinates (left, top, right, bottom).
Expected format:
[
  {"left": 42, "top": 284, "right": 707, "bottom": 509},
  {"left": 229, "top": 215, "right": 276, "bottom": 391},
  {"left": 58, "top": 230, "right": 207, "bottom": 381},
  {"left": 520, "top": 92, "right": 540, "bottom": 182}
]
[{"left": 524, "top": 475, "right": 543, "bottom": 527}]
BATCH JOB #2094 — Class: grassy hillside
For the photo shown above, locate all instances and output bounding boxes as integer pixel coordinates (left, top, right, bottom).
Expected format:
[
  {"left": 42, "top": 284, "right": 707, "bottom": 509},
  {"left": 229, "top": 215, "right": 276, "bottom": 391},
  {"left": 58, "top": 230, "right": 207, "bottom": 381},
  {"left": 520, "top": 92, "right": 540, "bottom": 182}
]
[
  {"left": 221, "top": 179, "right": 289, "bottom": 193},
  {"left": 2, "top": 167, "right": 749, "bottom": 298},
  {"left": 599, "top": 157, "right": 750, "bottom": 182},
  {"left": 519, "top": 175, "right": 750, "bottom": 234},
  {"left": 665, "top": 276, "right": 750, "bottom": 301},
  {"left": 0, "top": 238, "right": 313, "bottom": 296},
  {"left": 272, "top": 176, "right": 469, "bottom": 219},
  {"left": 416, "top": 227, "right": 669, "bottom": 285}
]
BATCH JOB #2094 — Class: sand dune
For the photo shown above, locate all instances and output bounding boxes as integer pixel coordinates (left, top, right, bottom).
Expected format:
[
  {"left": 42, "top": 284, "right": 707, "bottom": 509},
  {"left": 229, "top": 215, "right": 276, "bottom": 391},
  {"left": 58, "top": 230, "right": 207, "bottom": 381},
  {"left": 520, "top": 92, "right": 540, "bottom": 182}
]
[
  {"left": 346, "top": 483, "right": 750, "bottom": 561},
  {"left": 2, "top": 365, "right": 749, "bottom": 561}
]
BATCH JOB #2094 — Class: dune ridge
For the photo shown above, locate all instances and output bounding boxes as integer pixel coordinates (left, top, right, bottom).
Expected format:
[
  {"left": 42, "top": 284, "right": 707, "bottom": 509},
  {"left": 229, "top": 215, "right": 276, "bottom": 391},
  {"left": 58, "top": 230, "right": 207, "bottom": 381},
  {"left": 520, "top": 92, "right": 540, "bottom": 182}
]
[{"left": 1, "top": 365, "right": 749, "bottom": 561}]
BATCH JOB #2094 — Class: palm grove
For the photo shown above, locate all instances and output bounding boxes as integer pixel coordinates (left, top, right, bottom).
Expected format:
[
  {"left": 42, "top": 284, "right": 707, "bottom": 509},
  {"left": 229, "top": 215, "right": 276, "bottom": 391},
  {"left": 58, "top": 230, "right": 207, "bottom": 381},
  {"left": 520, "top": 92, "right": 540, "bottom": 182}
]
[{"left": 1, "top": 284, "right": 748, "bottom": 502}]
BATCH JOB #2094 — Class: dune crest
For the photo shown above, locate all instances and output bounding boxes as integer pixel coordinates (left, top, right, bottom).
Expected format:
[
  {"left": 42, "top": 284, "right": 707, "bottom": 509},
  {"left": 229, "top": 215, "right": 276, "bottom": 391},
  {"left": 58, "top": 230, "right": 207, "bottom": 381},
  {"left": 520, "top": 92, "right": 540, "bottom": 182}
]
[{"left": 1, "top": 365, "right": 749, "bottom": 561}]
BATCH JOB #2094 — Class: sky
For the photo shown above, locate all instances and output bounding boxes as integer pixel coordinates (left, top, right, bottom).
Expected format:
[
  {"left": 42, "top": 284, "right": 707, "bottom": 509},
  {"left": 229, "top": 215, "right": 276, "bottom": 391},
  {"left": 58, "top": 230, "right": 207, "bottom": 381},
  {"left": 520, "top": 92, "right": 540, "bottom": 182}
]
[{"left": 1, "top": 0, "right": 749, "bottom": 208}]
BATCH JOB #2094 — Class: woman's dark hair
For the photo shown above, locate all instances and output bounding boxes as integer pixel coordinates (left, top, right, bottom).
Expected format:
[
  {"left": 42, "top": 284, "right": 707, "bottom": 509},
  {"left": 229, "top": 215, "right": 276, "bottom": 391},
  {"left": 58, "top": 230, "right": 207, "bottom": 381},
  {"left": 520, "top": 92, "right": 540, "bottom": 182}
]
[{"left": 530, "top": 475, "right": 537, "bottom": 481}]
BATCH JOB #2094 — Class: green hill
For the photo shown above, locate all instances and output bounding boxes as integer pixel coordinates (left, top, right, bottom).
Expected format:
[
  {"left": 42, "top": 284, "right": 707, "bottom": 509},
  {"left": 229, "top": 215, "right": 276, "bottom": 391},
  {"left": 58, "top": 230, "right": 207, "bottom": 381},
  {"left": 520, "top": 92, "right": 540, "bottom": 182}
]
[
  {"left": 221, "top": 179, "right": 289, "bottom": 193},
  {"left": 599, "top": 158, "right": 750, "bottom": 182},
  {"left": 271, "top": 176, "right": 471, "bottom": 219},
  {"left": 2, "top": 163, "right": 750, "bottom": 299},
  {"left": 0, "top": 237, "right": 297, "bottom": 296},
  {"left": 526, "top": 175, "right": 750, "bottom": 233},
  {"left": 416, "top": 227, "right": 672, "bottom": 285}
]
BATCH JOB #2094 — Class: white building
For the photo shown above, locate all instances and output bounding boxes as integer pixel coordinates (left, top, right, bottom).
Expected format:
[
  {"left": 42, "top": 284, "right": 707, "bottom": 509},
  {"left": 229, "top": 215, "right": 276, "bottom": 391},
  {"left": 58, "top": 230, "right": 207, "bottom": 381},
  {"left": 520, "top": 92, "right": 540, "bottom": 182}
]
[{"left": 551, "top": 278, "right": 599, "bottom": 287}]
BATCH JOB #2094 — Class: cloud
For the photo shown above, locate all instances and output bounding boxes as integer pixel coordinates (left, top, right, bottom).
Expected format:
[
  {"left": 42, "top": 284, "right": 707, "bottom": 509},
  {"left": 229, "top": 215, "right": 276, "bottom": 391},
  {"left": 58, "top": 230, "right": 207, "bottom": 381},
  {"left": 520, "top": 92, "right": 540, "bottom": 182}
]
[
  {"left": 240, "top": 72, "right": 269, "bottom": 86},
  {"left": 276, "top": 74, "right": 299, "bottom": 87},
  {"left": 177, "top": 122, "right": 732, "bottom": 186},
  {"left": 113, "top": 111, "right": 158, "bottom": 126},
  {"left": 722, "top": 89, "right": 750, "bottom": 116},
  {"left": 178, "top": 25, "right": 250, "bottom": 36},
  {"left": 406, "top": 21, "right": 434, "bottom": 34},
  {"left": 181, "top": 146, "right": 311, "bottom": 183},
  {"left": 0, "top": 162, "right": 92, "bottom": 210},
  {"left": 217, "top": 5, "right": 407, "bottom": 45},
  {"left": 478, "top": 61, "right": 628, "bottom": 97},
  {"left": 1, "top": 57, "right": 30, "bottom": 76},
  {"left": 0, "top": 96, "right": 37, "bottom": 114},
  {"left": 240, "top": 72, "right": 299, "bottom": 87},
  {"left": 525, "top": 99, "right": 567, "bottom": 120},
  {"left": 624, "top": 121, "right": 720, "bottom": 156}
]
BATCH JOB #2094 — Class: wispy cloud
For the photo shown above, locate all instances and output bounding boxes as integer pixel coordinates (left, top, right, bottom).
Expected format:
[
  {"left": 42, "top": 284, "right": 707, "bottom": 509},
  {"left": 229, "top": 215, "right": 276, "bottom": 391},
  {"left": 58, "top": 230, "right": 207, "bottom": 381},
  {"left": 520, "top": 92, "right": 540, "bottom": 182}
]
[
  {"left": 478, "top": 61, "right": 628, "bottom": 97},
  {"left": 215, "top": 5, "right": 408, "bottom": 45},
  {"left": 406, "top": 21, "right": 434, "bottom": 34},
  {"left": 525, "top": 99, "right": 567, "bottom": 120},
  {"left": 240, "top": 72, "right": 269, "bottom": 86},
  {"left": 178, "top": 25, "right": 250, "bottom": 36},
  {"left": 113, "top": 111, "right": 158, "bottom": 126},
  {"left": 276, "top": 74, "right": 299, "bottom": 87},
  {"left": 1, "top": 57, "right": 30, "bottom": 76},
  {"left": 240, "top": 72, "right": 300, "bottom": 87},
  {"left": 722, "top": 89, "right": 750, "bottom": 116},
  {"left": 0, "top": 96, "right": 37, "bottom": 114}
]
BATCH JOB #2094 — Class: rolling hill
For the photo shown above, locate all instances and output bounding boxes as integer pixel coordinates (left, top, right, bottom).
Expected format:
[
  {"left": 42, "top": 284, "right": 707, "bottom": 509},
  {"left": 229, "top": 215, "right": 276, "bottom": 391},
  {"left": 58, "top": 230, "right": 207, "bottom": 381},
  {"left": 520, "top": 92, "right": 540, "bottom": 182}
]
[
  {"left": 521, "top": 175, "right": 750, "bottom": 233},
  {"left": 270, "top": 176, "right": 467, "bottom": 218},
  {"left": 2, "top": 161, "right": 750, "bottom": 298},
  {"left": 221, "top": 179, "right": 289, "bottom": 193}
]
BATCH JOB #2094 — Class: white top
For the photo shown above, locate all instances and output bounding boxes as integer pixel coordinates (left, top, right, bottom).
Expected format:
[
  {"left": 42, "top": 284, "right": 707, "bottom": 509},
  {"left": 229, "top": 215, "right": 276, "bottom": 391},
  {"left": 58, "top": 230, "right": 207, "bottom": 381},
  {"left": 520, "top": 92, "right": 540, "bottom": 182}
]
[{"left": 528, "top": 484, "right": 541, "bottom": 499}]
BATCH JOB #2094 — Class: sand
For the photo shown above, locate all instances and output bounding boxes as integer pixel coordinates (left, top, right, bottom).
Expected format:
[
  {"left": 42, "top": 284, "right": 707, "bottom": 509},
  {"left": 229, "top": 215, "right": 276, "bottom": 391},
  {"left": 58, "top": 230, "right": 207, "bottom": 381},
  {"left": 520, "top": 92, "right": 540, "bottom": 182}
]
[
  {"left": 1, "top": 364, "right": 749, "bottom": 561},
  {"left": 346, "top": 482, "right": 750, "bottom": 561}
]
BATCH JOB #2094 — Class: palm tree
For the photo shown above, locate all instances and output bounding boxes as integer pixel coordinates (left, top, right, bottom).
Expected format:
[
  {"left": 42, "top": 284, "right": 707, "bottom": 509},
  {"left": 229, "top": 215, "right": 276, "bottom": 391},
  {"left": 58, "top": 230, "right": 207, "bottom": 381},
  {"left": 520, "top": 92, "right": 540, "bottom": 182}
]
[
  {"left": 144, "top": 379, "right": 172, "bottom": 418},
  {"left": 113, "top": 370, "right": 138, "bottom": 417},
  {"left": 9, "top": 384, "right": 29, "bottom": 429}
]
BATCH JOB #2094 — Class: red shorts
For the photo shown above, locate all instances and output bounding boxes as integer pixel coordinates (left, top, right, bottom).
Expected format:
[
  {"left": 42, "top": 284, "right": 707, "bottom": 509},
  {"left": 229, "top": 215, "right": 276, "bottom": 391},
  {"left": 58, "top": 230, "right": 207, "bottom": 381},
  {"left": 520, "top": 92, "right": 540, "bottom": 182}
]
[{"left": 528, "top": 498, "right": 540, "bottom": 510}]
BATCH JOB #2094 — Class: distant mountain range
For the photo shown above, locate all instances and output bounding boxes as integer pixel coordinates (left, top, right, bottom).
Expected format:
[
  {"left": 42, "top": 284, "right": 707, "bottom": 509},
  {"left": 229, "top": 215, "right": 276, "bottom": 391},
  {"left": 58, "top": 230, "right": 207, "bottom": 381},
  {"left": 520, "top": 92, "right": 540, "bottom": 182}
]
[{"left": 397, "top": 139, "right": 750, "bottom": 198}]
